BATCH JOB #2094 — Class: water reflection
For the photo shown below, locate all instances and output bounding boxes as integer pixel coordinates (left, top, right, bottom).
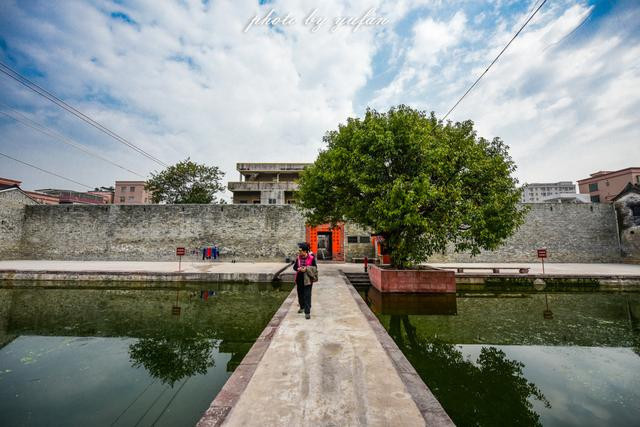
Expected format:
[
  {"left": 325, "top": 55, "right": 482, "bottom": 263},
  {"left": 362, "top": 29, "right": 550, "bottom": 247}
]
[
  {"left": 359, "top": 289, "right": 640, "bottom": 427},
  {"left": 389, "top": 314, "right": 550, "bottom": 426},
  {"left": 129, "top": 325, "right": 216, "bottom": 387},
  {"left": 365, "top": 287, "right": 457, "bottom": 315},
  {"left": 0, "top": 283, "right": 291, "bottom": 426}
]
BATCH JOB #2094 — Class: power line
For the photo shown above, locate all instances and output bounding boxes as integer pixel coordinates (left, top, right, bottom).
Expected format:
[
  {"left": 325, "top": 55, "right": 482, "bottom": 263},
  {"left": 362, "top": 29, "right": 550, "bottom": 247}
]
[
  {"left": 0, "top": 61, "right": 169, "bottom": 167},
  {"left": 0, "top": 104, "right": 146, "bottom": 178},
  {"left": 133, "top": 386, "right": 169, "bottom": 427},
  {"left": 0, "top": 150, "right": 93, "bottom": 189},
  {"left": 110, "top": 379, "right": 157, "bottom": 426},
  {"left": 149, "top": 378, "right": 190, "bottom": 426},
  {"left": 443, "top": 0, "right": 549, "bottom": 120}
]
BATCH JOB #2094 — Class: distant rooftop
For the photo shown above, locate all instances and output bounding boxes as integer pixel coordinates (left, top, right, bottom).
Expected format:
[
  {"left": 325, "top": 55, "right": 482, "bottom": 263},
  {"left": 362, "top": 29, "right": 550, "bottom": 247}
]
[
  {"left": 523, "top": 181, "right": 574, "bottom": 186},
  {"left": 236, "top": 162, "right": 312, "bottom": 173},
  {"left": 578, "top": 167, "right": 640, "bottom": 183},
  {"left": 0, "top": 177, "right": 22, "bottom": 187}
]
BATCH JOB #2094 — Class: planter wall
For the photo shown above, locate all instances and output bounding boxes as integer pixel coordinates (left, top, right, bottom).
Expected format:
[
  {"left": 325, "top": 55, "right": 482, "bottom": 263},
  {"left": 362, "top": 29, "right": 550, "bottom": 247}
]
[{"left": 368, "top": 264, "right": 456, "bottom": 293}]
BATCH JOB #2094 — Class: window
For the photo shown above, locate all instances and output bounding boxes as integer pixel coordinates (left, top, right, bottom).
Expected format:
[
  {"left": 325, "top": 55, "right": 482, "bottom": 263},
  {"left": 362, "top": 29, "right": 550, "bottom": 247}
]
[
  {"left": 121, "top": 186, "right": 126, "bottom": 192},
  {"left": 588, "top": 183, "right": 598, "bottom": 192},
  {"left": 128, "top": 196, "right": 134, "bottom": 201},
  {"left": 605, "top": 181, "right": 610, "bottom": 187},
  {"left": 239, "top": 200, "right": 248, "bottom": 204},
  {"left": 130, "top": 186, "right": 136, "bottom": 192},
  {"left": 253, "top": 200, "right": 260, "bottom": 204},
  {"left": 359, "top": 236, "right": 370, "bottom": 243},
  {"left": 590, "top": 195, "right": 600, "bottom": 203},
  {"left": 268, "top": 198, "right": 276, "bottom": 204},
  {"left": 636, "top": 176, "right": 640, "bottom": 184},
  {"left": 632, "top": 205, "right": 640, "bottom": 217},
  {"left": 347, "top": 236, "right": 358, "bottom": 243},
  {"left": 119, "top": 196, "right": 125, "bottom": 203}
]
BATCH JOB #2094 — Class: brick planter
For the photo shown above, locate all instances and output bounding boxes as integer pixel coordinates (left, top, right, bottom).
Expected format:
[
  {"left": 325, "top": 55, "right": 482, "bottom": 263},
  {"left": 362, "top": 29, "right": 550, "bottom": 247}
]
[{"left": 368, "top": 264, "right": 456, "bottom": 293}]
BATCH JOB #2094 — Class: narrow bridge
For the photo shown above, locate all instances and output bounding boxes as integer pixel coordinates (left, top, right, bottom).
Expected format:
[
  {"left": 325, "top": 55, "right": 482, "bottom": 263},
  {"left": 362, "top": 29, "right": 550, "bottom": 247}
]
[{"left": 198, "top": 264, "right": 453, "bottom": 426}]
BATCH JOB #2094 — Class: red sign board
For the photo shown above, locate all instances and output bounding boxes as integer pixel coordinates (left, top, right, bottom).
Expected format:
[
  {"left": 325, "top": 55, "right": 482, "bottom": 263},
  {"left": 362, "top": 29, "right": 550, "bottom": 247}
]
[
  {"left": 176, "top": 247, "right": 186, "bottom": 256},
  {"left": 537, "top": 249, "right": 548, "bottom": 259}
]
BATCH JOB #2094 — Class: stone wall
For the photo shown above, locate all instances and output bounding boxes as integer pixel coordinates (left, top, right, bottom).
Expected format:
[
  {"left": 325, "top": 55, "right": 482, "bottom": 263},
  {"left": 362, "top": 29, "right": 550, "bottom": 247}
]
[
  {"left": 344, "top": 222, "right": 375, "bottom": 261},
  {"left": 0, "top": 190, "right": 37, "bottom": 259},
  {"left": 16, "top": 204, "right": 305, "bottom": 261},
  {"left": 429, "top": 203, "right": 622, "bottom": 263},
  {"left": 614, "top": 193, "right": 640, "bottom": 262},
  {"left": 0, "top": 198, "right": 628, "bottom": 263}
]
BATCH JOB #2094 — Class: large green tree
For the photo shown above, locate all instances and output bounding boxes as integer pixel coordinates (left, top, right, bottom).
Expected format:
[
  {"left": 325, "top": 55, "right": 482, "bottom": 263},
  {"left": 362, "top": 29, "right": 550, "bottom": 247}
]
[
  {"left": 296, "top": 105, "right": 526, "bottom": 268},
  {"left": 145, "top": 158, "right": 225, "bottom": 204}
]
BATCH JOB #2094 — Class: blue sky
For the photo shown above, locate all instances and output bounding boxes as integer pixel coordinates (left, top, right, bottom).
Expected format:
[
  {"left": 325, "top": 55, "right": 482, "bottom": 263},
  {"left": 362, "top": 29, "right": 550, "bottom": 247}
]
[{"left": 0, "top": 0, "right": 638, "bottom": 199}]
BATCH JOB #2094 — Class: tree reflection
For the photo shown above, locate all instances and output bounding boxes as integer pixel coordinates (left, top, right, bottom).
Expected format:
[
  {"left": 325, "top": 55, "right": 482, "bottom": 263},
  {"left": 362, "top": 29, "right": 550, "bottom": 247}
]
[
  {"left": 389, "top": 315, "right": 550, "bottom": 427},
  {"left": 129, "top": 323, "right": 215, "bottom": 387}
]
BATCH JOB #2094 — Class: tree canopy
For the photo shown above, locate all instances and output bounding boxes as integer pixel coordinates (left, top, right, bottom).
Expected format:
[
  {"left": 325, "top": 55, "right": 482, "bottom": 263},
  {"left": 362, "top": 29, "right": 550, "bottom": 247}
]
[
  {"left": 296, "top": 105, "right": 526, "bottom": 268},
  {"left": 145, "top": 158, "right": 225, "bottom": 204}
]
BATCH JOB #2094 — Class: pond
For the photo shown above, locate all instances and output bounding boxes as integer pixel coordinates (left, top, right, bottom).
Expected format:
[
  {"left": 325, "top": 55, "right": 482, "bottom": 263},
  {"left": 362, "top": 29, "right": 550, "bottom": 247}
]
[
  {"left": 359, "top": 287, "right": 640, "bottom": 427},
  {"left": 0, "top": 282, "right": 292, "bottom": 426}
]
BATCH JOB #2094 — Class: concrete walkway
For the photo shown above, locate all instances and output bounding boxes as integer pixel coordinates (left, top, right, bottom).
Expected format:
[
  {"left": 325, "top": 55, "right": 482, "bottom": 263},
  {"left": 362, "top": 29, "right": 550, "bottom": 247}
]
[
  {"left": 0, "top": 260, "right": 638, "bottom": 276},
  {"left": 200, "top": 265, "right": 451, "bottom": 426}
]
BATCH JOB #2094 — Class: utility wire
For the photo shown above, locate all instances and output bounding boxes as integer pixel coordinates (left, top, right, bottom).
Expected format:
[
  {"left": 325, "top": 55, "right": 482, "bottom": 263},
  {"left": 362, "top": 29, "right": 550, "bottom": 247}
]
[
  {"left": 443, "top": 0, "right": 548, "bottom": 120},
  {"left": 149, "top": 378, "right": 190, "bottom": 426},
  {"left": 0, "top": 150, "right": 93, "bottom": 189},
  {"left": 110, "top": 379, "right": 157, "bottom": 426},
  {"left": 0, "top": 104, "right": 146, "bottom": 178},
  {"left": 133, "top": 386, "right": 169, "bottom": 427},
  {"left": 0, "top": 61, "right": 169, "bottom": 167}
]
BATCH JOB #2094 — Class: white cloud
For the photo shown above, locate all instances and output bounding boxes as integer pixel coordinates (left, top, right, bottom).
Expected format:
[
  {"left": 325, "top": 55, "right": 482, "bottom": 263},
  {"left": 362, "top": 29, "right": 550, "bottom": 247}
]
[
  {"left": 0, "top": 0, "right": 392, "bottom": 198},
  {"left": 370, "top": 0, "right": 640, "bottom": 185},
  {"left": 0, "top": 0, "right": 638, "bottom": 196}
]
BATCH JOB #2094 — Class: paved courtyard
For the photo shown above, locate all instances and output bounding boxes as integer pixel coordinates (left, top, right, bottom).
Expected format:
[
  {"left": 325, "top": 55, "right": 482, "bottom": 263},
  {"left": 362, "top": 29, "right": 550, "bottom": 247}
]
[{"left": 0, "top": 260, "right": 638, "bottom": 276}]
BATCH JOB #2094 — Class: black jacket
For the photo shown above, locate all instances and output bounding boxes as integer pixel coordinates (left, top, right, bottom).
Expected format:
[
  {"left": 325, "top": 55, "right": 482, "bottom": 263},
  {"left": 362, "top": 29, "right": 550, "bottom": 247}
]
[{"left": 293, "top": 255, "right": 317, "bottom": 285}]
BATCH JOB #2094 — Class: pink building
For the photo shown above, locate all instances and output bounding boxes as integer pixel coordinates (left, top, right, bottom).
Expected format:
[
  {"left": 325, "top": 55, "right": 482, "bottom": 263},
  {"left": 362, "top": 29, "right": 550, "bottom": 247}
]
[
  {"left": 35, "top": 189, "right": 105, "bottom": 204},
  {"left": 577, "top": 167, "right": 640, "bottom": 203},
  {"left": 24, "top": 191, "right": 59, "bottom": 205},
  {"left": 114, "top": 181, "right": 152, "bottom": 204},
  {"left": 88, "top": 190, "right": 114, "bottom": 204}
]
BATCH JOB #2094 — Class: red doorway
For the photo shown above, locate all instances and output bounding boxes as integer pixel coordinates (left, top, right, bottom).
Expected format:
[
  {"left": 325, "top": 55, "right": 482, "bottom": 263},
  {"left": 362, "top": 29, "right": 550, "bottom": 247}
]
[{"left": 305, "top": 223, "right": 344, "bottom": 261}]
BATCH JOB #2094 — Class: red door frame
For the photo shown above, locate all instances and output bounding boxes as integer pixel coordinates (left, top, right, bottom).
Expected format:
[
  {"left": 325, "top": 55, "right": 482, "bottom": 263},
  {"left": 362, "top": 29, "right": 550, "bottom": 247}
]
[{"left": 305, "top": 223, "right": 345, "bottom": 261}]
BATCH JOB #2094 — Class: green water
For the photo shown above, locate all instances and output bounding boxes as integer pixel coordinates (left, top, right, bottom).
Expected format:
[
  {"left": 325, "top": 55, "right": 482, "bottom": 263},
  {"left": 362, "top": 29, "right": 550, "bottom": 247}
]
[
  {"left": 0, "top": 283, "right": 292, "bottom": 426},
  {"left": 361, "top": 288, "right": 640, "bottom": 427}
]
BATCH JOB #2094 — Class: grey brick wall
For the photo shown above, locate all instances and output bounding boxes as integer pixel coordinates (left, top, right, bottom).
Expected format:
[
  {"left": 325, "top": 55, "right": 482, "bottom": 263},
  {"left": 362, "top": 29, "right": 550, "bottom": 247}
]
[
  {"left": 344, "top": 222, "right": 375, "bottom": 261},
  {"left": 18, "top": 204, "right": 305, "bottom": 261},
  {"left": 429, "top": 203, "right": 622, "bottom": 263},
  {"left": 0, "top": 190, "right": 37, "bottom": 260},
  {"left": 0, "top": 199, "right": 626, "bottom": 263}
]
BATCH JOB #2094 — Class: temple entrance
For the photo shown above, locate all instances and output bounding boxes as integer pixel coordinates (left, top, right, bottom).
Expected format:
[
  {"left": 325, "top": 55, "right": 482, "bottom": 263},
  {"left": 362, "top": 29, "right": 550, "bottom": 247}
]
[
  {"left": 305, "top": 223, "right": 344, "bottom": 261},
  {"left": 316, "top": 232, "right": 332, "bottom": 260}
]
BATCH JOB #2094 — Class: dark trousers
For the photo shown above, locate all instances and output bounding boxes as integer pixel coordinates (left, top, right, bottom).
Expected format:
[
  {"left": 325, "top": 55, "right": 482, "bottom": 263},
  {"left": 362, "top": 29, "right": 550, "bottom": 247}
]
[{"left": 296, "top": 281, "right": 313, "bottom": 314}]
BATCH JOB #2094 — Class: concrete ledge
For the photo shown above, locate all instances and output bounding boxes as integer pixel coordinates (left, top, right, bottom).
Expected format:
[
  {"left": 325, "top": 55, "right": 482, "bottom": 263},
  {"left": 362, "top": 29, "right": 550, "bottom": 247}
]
[
  {"left": 455, "top": 274, "right": 640, "bottom": 292},
  {"left": 0, "top": 270, "right": 289, "bottom": 283},
  {"left": 197, "top": 288, "right": 296, "bottom": 427},
  {"left": 343, "top": 271, "right": 455, "bottom": 426}
]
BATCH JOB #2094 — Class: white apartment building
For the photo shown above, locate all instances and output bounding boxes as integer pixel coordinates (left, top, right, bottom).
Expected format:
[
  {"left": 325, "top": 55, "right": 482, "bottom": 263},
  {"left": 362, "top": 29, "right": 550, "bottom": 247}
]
[{"left": 521, "top": 181, "right": 576, "bottom": 203}]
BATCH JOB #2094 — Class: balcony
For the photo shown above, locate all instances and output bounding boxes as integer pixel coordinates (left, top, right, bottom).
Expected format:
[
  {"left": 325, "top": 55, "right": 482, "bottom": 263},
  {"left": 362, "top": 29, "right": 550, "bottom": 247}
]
[{"left": 227, "top": 181, "right": 299, "bottom": 192}]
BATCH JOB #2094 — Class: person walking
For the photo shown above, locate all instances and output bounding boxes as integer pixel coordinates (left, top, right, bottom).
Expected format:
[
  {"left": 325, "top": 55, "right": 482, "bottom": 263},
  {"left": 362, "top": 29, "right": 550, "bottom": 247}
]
[{"left": 293, "top": 242, "right": 317, "bottom": 319}]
